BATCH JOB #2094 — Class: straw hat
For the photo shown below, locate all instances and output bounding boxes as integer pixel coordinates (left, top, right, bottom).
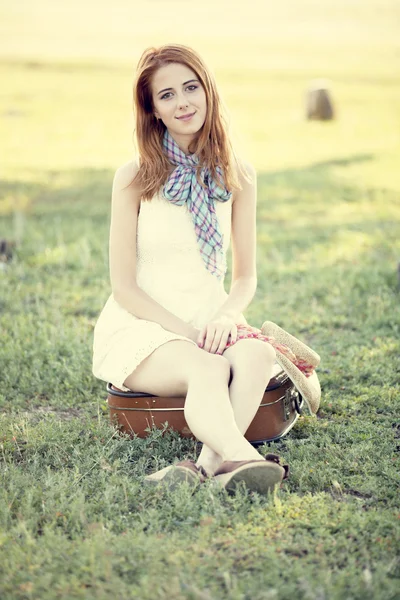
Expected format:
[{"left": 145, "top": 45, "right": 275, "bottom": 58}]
[{"left": 261, "top": 321, "right": 321, "bottom": 415}]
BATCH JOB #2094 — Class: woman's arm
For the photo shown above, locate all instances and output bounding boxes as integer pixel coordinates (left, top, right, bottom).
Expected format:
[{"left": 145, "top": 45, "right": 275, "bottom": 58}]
[
  {"left": 213, "top": 159, "right": 258, "bottom": 321},
  {"left": 109, "top": 161, "right": 198, "bottom": 341}
]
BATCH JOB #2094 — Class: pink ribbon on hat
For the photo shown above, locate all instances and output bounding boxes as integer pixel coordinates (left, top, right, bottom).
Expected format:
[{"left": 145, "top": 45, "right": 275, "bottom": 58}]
[{"left": 225, "top": 324, "right": 315, "bottom": 377}]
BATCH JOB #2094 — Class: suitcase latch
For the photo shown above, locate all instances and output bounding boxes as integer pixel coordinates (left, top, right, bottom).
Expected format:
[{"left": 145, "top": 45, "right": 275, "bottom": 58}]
[
  {"left": 283, "top": 389, "right": 293, "bottom": 421},
  {"left": 284, "top": 387, "right": 302, "bottom": 420}
]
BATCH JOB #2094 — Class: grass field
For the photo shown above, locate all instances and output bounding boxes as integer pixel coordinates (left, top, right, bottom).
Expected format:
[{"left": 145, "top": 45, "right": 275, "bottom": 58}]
[{"left": 1, "top": 1, "right": 400, "bottom": 598}]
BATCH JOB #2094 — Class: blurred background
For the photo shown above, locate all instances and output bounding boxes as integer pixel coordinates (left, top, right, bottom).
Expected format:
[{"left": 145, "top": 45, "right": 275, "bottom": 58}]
[{"left": 1, "top": 0, "right": 399, "bottom": 181}]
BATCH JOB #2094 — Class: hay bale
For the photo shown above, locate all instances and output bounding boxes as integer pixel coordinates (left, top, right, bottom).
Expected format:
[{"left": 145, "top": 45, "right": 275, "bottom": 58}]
[
  {"left": 0, "top": 239, "right": 15, "bottom": 263},
  {"left": 306, "top": 80, "right": 335, "bottom": 120}
]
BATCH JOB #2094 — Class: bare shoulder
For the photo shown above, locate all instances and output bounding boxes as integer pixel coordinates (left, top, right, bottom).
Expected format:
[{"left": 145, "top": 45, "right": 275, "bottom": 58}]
[
  {"left": 112, "top": 158, "right": 141, "bottom": 192},
  {"left": 236, "top": 156, "right": 257, "bottom": 182},
  {"left": 232, "top": 156, "right": 257, "bottom": 205}
]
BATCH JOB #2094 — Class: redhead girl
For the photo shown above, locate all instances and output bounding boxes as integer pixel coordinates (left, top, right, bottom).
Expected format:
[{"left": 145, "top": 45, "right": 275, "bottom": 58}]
[{"left": 92, "top": 44, "right": 289, "bottom": 494}]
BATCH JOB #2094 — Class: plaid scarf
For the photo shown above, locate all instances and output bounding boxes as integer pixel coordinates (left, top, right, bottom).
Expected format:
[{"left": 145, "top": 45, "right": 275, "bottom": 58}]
[{"left": 162, "top": 129, "right": 232, "bottom": 280}]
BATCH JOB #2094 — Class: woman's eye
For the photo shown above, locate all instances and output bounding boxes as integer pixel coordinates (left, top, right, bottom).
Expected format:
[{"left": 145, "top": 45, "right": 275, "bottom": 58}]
[{"left": 160, "top": 85, "right": 198, "bottom": 100}]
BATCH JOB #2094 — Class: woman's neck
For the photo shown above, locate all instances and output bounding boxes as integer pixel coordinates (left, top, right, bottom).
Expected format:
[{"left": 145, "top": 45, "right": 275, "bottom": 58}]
[{"left": 167, "top": 130, "right": 195, "bottom": 155}]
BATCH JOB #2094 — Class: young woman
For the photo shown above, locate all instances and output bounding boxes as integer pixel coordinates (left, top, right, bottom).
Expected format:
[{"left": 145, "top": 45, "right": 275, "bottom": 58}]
[{"left": 92, "top": 44, "right": 289, "bottom": 494}]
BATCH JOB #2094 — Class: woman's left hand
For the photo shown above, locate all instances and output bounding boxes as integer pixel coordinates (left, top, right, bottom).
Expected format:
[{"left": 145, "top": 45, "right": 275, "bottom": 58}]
[{"left": 197, "top": 315, "right": 238, "bottom": 354}]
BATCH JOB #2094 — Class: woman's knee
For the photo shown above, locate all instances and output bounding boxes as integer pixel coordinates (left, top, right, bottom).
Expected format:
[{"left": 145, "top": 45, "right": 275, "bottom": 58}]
[
  {"left": 187, "top": 351, "right": 231, "bottom": 384},
  {"left": 225, "top": 338, "right": 276, "bottom": 371}
]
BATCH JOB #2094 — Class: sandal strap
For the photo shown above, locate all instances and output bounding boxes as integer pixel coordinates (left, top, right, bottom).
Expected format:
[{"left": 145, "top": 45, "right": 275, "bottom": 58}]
[
  {"left": 282, "top": 464, "right": 290, "bottom": 479},
  {"left": 265, "top": 453, "right": 281, "bottom": 464},
  {"left": 265, "top": 453, "right": 289, "bottom": 477},
  {"left": 176, "top": 460, "right": 208, "bottom": 479}
]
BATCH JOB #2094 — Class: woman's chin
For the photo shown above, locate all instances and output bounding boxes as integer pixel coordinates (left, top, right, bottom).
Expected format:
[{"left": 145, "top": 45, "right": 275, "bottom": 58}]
[{"left": 170, "top": 124, "right": 203, "bottom": 138}]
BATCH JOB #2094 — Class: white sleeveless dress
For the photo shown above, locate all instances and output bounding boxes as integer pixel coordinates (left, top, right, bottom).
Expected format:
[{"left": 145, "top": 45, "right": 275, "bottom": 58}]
[{"left": 92, "top": 189, "right": 247, "bottom": 391}]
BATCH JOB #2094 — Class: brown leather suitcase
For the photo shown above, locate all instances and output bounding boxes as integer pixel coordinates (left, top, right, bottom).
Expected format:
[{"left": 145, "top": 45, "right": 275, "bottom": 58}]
[{"left": 107, "top": 363, "right": 303, "bottom": 444}]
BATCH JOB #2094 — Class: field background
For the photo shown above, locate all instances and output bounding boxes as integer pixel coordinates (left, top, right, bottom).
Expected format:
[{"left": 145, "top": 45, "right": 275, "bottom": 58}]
[{"left": 1, "top": 1, "right": 399, "bottom": 599}]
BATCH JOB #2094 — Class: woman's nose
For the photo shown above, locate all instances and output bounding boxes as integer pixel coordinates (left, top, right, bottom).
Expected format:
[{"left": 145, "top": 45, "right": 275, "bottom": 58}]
[{"left": 177, "top": 94, "right": 189, "bottom": 109}]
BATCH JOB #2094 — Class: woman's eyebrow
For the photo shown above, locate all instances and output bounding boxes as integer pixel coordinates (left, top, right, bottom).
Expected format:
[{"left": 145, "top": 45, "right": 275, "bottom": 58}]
[{"left": 157, "top": 79, "right": 199, "bottom": 96}]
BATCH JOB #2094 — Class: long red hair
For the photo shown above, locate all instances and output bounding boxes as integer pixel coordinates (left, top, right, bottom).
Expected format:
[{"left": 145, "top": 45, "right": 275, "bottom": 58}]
[{"left": 131, "top": 44, "right": 245, "bottom": 200}]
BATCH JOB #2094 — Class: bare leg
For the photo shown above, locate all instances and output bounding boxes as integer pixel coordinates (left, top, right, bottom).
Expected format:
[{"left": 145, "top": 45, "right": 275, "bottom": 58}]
[
  {"left": 123, "top": 340, "right": 263, "bottom": 463},
  {"left": 196, "top": 340, "right": 276, "bottom": 475},
  {"left": 183, "top": 356, "right": 262, "bottom": 462}
]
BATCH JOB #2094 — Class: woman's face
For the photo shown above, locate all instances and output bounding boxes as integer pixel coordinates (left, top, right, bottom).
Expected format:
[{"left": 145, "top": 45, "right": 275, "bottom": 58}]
[{"left": 151, "top": 62, "right": 207, "bottom": 153}]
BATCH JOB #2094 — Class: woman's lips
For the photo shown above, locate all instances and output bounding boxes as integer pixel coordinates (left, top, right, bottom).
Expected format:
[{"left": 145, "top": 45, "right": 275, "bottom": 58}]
[{"left": 176, "top": 112, "right": 195, "bottom": 121}]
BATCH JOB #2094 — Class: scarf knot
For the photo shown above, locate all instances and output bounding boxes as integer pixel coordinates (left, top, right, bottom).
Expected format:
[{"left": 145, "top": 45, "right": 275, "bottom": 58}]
[{"left": 162, "top": 130, "right": 232, "bottom": 279}]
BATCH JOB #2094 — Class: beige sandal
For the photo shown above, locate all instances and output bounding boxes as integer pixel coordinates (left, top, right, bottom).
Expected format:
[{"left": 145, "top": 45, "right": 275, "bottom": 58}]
[
  {"left": 144, "top": 460, "right": 208, "bottom": 490},
  {"left": 213, "top": 453, "right": 289, "bottom": 495}
]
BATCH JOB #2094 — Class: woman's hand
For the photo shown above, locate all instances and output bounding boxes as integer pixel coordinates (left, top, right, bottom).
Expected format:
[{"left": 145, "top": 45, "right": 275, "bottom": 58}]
[{"left": 197, "top": 315, "right": 238, "bottom": 354}]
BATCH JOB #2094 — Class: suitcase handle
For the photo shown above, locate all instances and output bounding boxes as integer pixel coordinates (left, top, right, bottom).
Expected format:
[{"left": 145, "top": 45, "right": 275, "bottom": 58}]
[{"left": 293, "top": 392, "right": 303, "bottom": 415}]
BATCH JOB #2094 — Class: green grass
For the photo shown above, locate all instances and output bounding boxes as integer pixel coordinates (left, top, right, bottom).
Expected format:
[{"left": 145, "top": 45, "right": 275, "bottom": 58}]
[{"left": 1, "top": 1, "right": 400, "bottom": 598}]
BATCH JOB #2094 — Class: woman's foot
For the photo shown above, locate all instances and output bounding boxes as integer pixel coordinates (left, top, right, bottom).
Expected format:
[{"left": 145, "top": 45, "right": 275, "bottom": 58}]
[
  {"left": 144, "top": 460, "right": 208, "bottom": 490},
  {"left": 195, "top": 457, "right": 223, "bottom": 477},
  {"left": 212, "top": 453, "right": 289, "bottom": 496}
]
